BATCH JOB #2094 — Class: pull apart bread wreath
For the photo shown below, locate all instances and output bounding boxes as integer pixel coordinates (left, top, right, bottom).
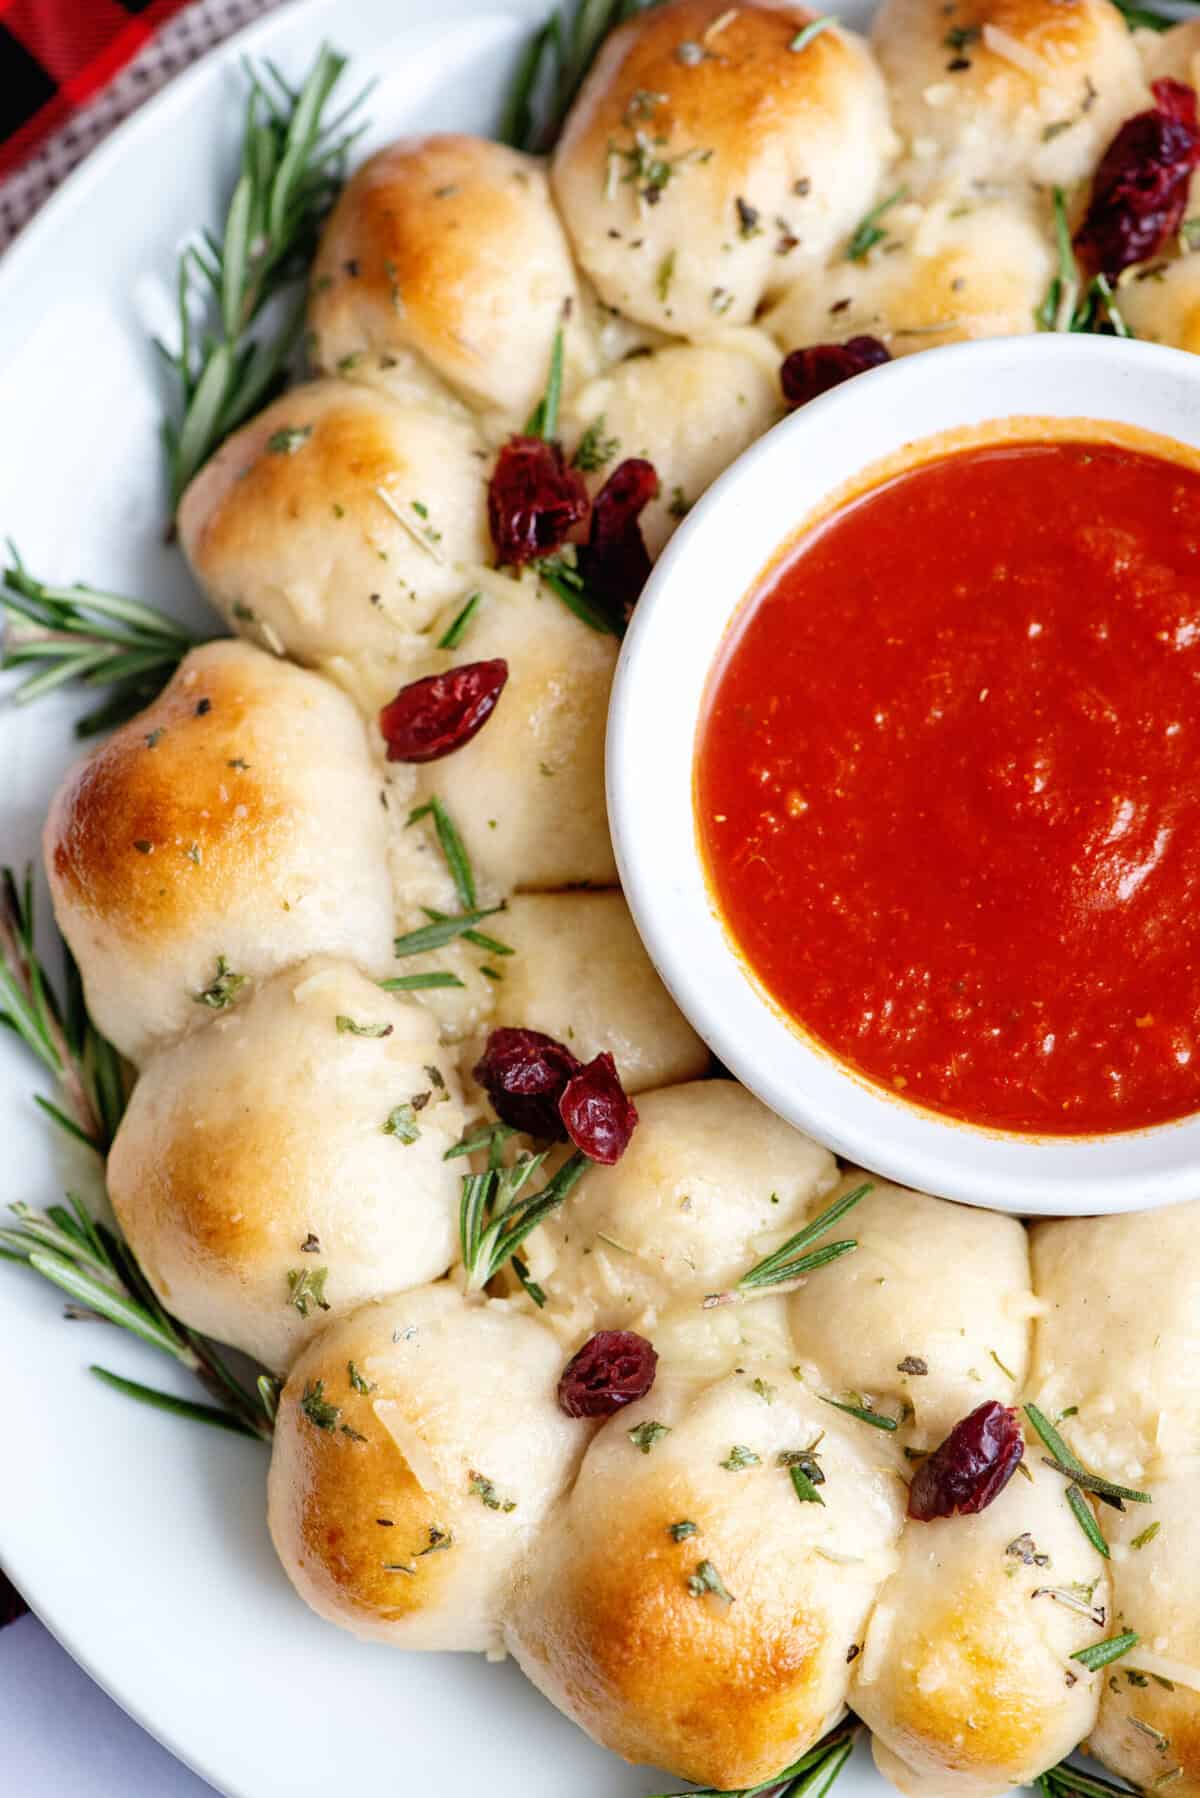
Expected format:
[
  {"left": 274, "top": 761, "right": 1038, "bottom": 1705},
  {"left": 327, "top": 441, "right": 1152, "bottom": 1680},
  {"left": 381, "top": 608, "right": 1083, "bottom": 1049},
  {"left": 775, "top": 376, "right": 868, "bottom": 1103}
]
[{"left": 20, "top": 1, "right": 1200, "bottom": 1793}]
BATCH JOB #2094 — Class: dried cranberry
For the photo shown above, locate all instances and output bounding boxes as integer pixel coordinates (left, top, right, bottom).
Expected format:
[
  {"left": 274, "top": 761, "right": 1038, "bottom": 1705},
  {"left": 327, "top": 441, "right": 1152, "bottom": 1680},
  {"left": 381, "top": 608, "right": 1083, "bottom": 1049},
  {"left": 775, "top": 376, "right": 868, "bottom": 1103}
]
[
  {"left": 559, "top": 1051, "right": 639, "bottom": 1165},
  {"left": 908, "top": 1400, "right": 1024, "bottom": 1522},
  {"left": 488, "top": 435, "right": 589, "bottom": 566},
  {"left": 781, "top": 336, "right": 890, "bottom": 408},
  {"left": 558, "top": 1329, "right": 658, "bottom": 1418},
  {"left": 379, "top": 659, "right": 508, "bottom": 763},
  {"left": 576, "top": 457, "right": 659, "bottom": 630},
  {"left": 473, "top": 1027, "right": 582, "bottom": 1139},
  {"left": 1075, "top": 79, "right": 1200, "bottom": 278}
]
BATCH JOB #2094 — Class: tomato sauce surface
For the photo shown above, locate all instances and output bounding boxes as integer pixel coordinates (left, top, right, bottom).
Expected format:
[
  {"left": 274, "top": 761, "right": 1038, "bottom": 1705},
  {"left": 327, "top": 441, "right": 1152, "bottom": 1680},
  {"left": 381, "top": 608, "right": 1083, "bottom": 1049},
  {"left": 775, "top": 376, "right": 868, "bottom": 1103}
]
[{"left": 697, "top": 439, "right": 1200, "bottom": 1135}]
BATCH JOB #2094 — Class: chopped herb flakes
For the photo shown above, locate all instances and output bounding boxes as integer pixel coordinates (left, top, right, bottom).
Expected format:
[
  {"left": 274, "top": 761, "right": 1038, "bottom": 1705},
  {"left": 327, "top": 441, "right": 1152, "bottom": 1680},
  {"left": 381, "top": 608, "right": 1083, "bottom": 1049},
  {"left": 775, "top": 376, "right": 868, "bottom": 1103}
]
[
  {"left": 656, "top": 249, "right": 677, "bottom": 303},
  {"left": 628, "top": 1420, "right": 671, "bottom": 1453},
  {"left": 1006, "top": 1532, "right": 1050, "bottom": 1568},
  {"left": 780, "top": 1449, "right": 826, "bottom": 1506},
  {"left": 687, "top": 1559, "right": 734, "bottom": 1603},
  {"left": 336, "top": 1015, "right": 393, "bottom": 1038},
  {"left": 719, "top": 1444, "right": 761, "bottom": 1471},
  {"left": 300, "top": 1379, "right": 339, "bottom": 1431},
  {"left": 383, "top": 1104, "right": 421, "bottom": 1144},
  {"left": 1131, "top": 1522, "right": 1161, "bottom": 1550},
  {"left": 266, "top": 426, "right": 312, "bottom": 455},
  {"left": 669, "top": 1520, "right": 698, "bottom": 1541},
  {"left": 193, "top": 956, "right": 246, "bottom": 1011},
  {"left": 897, "top": 1356, "right": 928, "bottom": 1376},
  {"left": 287, "top": 1266, "right": 331, "bottom": 1317},
  {"left": 469, "top": 1470, "right": 516, "bottom": 1512},
  {"left": 572, "top": 416, "right": 619, "bottom": 472},
  {"left": 348, "top": 1360, "right": 375, "bottom": 1395},
  {"left": 751, "top": 1377, "right": 776, "bottom": 1403}
]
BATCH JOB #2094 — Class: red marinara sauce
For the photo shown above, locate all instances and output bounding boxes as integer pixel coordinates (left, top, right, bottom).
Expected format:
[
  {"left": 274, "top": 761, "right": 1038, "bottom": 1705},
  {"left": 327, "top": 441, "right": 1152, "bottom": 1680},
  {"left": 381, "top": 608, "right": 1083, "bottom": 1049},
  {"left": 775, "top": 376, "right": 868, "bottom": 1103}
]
[{"left": 697, "top": 437, "right": 1200, "bottom": 1136}]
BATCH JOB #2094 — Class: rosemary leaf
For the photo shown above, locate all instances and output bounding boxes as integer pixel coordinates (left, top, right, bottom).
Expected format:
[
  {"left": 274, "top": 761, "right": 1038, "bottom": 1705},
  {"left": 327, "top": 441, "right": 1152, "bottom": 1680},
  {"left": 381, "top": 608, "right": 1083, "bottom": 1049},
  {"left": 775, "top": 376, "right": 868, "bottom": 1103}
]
[
  {"left": 790, "top": 15, "right": 837, "bottom": 51},
  {"left": 418, "top": 797, "right": 476, "bottom": 909},
  {"left": 437, "top": 591, "right": 482, "bottom": 651},
  {"left": 846, "top": 188, "right": 907, "bottom": 262},
  {"left": 525, "top": 323, "right": 565, "bottom": 440},
  {"left": 90, "top": 1366, "right": 262, "bottom": 1439},
  {"left": 393, "top": 905, "right": 506, "bottom": 957},
  {"left": 712, "top": 1182, "right": 871, "bottom": 1303},
  {"left": 1066, "top": 1483, "right": 1110, "bottom": 1559},
  {"left": 646, "top": 1721, "right": 860, "bottom": 1798},
  {"left": 819, "top": 1394, "right": 899, "bottom": 1431},
  {"left": 1072, "top": 1630, "right": 1140, "bottom": 1672},
  {"left": 500, "top": 0, "right": 665, "bottom": 154},
  {"left": 378, "top": 971, "right": 466, "bottom": 991}
]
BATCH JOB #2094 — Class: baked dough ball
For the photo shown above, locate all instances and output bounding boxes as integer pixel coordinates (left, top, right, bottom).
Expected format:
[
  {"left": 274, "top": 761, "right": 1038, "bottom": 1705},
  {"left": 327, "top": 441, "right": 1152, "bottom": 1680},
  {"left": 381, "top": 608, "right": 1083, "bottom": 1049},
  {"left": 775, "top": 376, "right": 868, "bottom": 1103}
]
[
  {"left": 44, "top": 641, "right": 394, "bottom": 1065},
  {"left": 466, "top": 891, "right": 708, "bottom": 1092},
  {"left": 564, "top": 332, "right": 782, "bottom": 553},
  {"left": 507, "top": 1366, "right": 906, "bottom": 1789},
  {"left": 872, "top": 0, "right": 1148, "bottom": 190},
  {"left": 177, "top": 378, "right": 491, "bottom": 709},
  {"left": 1116, "top": 254, "right": 1200, "bottom": 351},
  {"left": 107, "top": 958, "right": 465, "bottom": 1371},
  {"left": 268, "top": 1286, "right": 583, "bottom": 1651},
  {"left": 310, "top": 135, "right": 595, "bottom": 423},
  {"left": 854, "top": 1458, "right": 1110, "bottom": 1798},
  {"left": 1028, "top": 1204, "right": 1200, "bottom": 1484},
  {"left": 393, "top": 569, "right": 619, "bottom": 897},
  {"left": 1088, "top": 1475, "right": 1200, "bottom": 1798},
  {"left": 519, "top": 1080, "right": 838, "bottom": 1362},
  {"left": 765, "top": 192, "right": 1051, "bottom": 355},
  {"left": 789, "top": 1180, "right": 1033, "bottom": 1447},
  {"left": 552, "top": 0, "right": 894, "bottom": 337}
]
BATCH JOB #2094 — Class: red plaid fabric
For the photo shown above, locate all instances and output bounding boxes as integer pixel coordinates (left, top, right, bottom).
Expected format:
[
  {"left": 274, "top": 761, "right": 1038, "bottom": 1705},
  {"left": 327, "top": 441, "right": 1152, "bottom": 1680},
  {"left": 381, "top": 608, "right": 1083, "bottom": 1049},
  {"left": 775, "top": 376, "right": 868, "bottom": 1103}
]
[{"left": 0, "top": 0, "right": 193, "bottom": 179}]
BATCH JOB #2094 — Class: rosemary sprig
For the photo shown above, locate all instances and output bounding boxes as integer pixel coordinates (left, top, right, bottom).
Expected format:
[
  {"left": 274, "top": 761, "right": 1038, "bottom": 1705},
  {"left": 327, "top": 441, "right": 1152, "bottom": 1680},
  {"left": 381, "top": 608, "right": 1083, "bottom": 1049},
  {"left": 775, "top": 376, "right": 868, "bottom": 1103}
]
[
  {"left": 647, "top": 1720, "right": 861, "bottom": 1798},
  {"left": 393, "top": 905, "right": 507, "bottom": 957},
  {"left": 0, "top": 865, "right": 126, "bottom": 1151},
  {"left": 2, "top": 545, "right": 193, "bottom": 736},
  {"left": 704, "top": 1183, "right": 872, "bottom": 1306},
  {"left": 1037, "top": 189, "right": 1133, "bottom": 338},
  {"left": 1025, "top": 1404, "right": 1151, "bottom": 1508},
  {"left": 1, "top": 1199, "right": 271, "bottom": 1440},
  {"left": 158, "top": 46, "right": 372, "bottom": 512},
  {"left": 537, "top": 552, "right": 620, "bottom": 635},
  {"left": 0, "top": 872, "right": 274, "bottom": 1440},
  {"left": 846, "top": 188, "right": 907, "bottom": 262},
  {"left": 500, "top": 0, "right": 664, "bottom": 155},
  {"left": 460, "top": 1149, "right": 588, "bottom": 1292},
  {"left": 1038, "top": 1758, "right": 1146, "bottom": 1798}
]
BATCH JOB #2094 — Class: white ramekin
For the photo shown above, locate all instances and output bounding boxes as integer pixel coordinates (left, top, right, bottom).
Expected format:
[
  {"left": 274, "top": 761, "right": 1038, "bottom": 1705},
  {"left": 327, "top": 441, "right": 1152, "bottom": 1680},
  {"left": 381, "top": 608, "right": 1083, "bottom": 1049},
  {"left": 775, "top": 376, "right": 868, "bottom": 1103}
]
[{"left": 607, "top": 334, "right": 1200, "bottom": 1216}]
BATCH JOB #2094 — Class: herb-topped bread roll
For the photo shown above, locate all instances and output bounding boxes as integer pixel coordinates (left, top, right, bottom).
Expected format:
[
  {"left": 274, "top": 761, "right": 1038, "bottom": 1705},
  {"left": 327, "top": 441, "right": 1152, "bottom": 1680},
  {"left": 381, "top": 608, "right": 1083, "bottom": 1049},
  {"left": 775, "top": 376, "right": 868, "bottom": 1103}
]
[
  {"left": 788, "top": 1179, "right": 1033, "bottom": 1447},
  {"left": 1087, "top": 1474, "right": 1200, "bottom": 1797},
  {"left": 177, "top": 378, "right": 491, "bottom": 709},
  {"left": 43, "top": 640, "right": 394, "bottom": 1064},
  {"left": 854, "top": 1456, "right": 1111, "bottom": 1798},
  {"left": 517, "top": 1080, "right": 839, "bottom": 1364},
  {"left": 268, "top": 1285, "right": 585, "bottom": 1651},
  {"left": 467, "top": 892, "right": 708, "bottom": 1092},
  {"left": 507, "top": 1365, "right": 906, "bottom": 1789},
  {"left": 390, "top": 568, "right": 619, "bottom": 896},
  {"left": 309, "top": 135, "right": 595, "bottom": 424},
  {"left": 106, "top": 957, "right": 466, "bottom": 1371},
  {"left": 765, "top": 192, "right": 1052, "bottom": 357},
  {"left": 1028, "top": 1205, "right": 1200, "bottom": 1484},
  {"left": 563, "top": 332, "right": 782, "bottom": 554},
  {"left": 551, "top": 0, "right": 894, "bottom": 338},
  {"left": 872, "top": 0, "right": 1147, "bottom": 190}
]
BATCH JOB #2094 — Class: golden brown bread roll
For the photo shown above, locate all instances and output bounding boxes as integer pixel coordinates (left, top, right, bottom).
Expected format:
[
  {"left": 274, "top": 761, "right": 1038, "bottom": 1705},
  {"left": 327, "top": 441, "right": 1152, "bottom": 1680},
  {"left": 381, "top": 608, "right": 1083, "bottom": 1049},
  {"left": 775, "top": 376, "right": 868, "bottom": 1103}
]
[
  {"left": 764, "top": 191, "right": 1052, "bottom": 356},
  {"left": 563, "top": 332, "right": 782, "bottom": 554},
  {"left": 464, "top": 891, "right": 708, "bottom": 1091},
  {"left": 552, "top": 0, "right": 894, "bottom": 338},
  {"left": 872, "top": 0, "right": 1147, "bottom": 190},
  {"left": 268, "top": 1286, "right": 585, "bottom": 1651},
  {"left": 518, "top": 1080, "right": 838, "bottom": 1365},
  {"left": 177, "top": 378, "right": 491, "bottom": 709},
  {"left": 507, "top": 1365, "right": 907, "bottom": 1789},
  {"left": 789, "top": 1179, "right": 1034, "bottom": 1447},
  {"left": 854, "top": 1458, "right": 1111, "bottom": 1797},
  {"left": 309, "top": 134, "right": 595, "bottom": 422},
  {"left": 1028, "top": 1204, "right": 1200, "bottom": 1484},
  {"left": 1088, "top": 1475, "right": 1200, "bottom": 1798},
  {"left": 43, "top": 641, "right": 394, "bottom": 1064},
  {"left": 106, "top": 957, "right": 466, "bottom": 1370}
]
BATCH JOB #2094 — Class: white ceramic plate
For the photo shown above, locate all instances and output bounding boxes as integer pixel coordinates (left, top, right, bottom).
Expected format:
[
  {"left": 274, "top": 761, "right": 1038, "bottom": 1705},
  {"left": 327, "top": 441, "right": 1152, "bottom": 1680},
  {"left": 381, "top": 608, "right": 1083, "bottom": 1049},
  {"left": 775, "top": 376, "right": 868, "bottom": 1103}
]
[{"left": 0, "top": 0, "right": 912, "bottom": 1792}]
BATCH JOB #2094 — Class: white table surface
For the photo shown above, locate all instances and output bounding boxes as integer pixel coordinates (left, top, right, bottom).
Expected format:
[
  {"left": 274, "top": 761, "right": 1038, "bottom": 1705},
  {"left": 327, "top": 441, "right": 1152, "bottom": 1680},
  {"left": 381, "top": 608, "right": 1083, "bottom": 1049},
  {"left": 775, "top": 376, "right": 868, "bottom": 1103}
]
[{"left": 0, "top": 1612, "right": 216, "bottom": 1795}]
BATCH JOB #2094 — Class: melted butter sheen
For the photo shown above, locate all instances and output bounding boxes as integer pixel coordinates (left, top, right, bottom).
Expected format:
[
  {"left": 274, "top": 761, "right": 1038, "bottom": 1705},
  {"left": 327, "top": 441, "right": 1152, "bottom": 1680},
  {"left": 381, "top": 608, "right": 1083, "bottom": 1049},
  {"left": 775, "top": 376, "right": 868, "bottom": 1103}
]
[{"left": 697, "top": 440, "right": 1200, "bottom": 1135}]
